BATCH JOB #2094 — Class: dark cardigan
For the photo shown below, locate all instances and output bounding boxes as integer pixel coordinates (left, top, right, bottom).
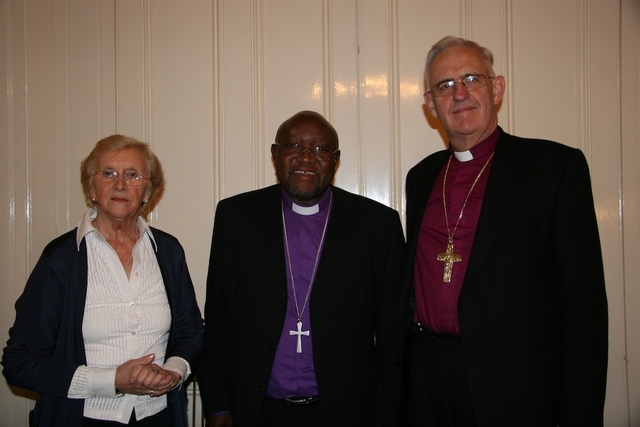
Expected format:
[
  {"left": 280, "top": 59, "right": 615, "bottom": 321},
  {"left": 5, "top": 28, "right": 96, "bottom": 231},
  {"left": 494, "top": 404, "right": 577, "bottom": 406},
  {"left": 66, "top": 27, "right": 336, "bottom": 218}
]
[{"left": 2, "top": 227, "right": 204, "bottom": 427}]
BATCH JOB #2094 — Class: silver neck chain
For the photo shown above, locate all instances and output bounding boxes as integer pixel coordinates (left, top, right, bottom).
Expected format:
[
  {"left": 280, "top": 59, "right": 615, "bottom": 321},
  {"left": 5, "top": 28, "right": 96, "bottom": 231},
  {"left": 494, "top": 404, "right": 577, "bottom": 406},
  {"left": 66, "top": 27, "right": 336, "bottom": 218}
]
[{"left": 281, "top": 193, "right": 333, "bottom": 322}]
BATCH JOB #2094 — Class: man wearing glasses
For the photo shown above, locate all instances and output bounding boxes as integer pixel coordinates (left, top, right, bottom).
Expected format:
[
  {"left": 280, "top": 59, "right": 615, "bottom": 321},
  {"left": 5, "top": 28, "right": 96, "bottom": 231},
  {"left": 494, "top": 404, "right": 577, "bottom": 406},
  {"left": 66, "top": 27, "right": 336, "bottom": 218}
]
[
  {"left": 198, "top": 111, "right": 405, "bottom": 426},
  {"left": 405, "top": 36, "right": 608, "bottom": 426}
]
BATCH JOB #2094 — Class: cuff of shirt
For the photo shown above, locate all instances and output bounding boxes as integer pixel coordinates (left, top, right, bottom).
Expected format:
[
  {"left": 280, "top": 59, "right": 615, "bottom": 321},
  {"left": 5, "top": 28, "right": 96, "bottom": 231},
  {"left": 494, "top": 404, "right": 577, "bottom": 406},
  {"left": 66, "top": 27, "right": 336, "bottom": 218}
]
[
  {"left": 68, "top": 365, "right": 118, "bottom": 399},
  {"left": 88, "top": 366, "right": 119, "bottom": 397},
  {"left": 162, "top": 356, "right": 190, "bottom": 389}
]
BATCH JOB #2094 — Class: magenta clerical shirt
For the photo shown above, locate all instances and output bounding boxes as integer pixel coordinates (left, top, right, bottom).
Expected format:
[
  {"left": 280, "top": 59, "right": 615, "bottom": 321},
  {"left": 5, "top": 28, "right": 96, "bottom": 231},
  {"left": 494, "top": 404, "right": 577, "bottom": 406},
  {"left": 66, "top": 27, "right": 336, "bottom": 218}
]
[
  {"left": 266, "top": 187, "right": 333, "bottom": 399},
  {"left": 414, "top": 128, "right": 499, "bottom": 335}
]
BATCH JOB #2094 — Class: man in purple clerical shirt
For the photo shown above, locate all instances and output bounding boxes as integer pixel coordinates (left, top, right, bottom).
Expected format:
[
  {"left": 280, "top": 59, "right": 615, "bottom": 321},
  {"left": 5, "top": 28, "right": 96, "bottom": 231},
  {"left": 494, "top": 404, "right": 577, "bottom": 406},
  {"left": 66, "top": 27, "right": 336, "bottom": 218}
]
[
  {"left": 405, "top": 36, "right": 608, "bottom": 426},
  {"left": 198, "top": 111, "right": 406, "bottom": 427}
]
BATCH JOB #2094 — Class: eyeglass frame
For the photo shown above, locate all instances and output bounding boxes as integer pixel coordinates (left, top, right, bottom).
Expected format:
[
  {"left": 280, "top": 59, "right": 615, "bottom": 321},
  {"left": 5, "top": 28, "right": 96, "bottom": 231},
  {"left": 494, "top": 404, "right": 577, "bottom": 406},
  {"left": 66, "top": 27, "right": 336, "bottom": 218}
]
[
  {"left": 428, "top": 74, "right": 495, "bottom": 97},
  {"left": 274, "top": 142, "right": 340, "bottom": 160},
  {"left": 92, "top": 168, "right": 150, "bottom": 186}
]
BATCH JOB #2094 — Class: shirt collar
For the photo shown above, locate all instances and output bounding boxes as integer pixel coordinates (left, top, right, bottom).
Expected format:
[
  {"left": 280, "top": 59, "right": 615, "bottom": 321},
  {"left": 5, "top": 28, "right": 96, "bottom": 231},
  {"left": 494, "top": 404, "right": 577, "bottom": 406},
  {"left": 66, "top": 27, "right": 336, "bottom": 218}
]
[
  {"left": 281, "top": 186, "right": 333, "bottom": 216},
  {"left": 76, "top": 207, "right": 156, "bottom": 251},
  {"left": 451, "top": 126, "right": 500, "bottom": 162}
]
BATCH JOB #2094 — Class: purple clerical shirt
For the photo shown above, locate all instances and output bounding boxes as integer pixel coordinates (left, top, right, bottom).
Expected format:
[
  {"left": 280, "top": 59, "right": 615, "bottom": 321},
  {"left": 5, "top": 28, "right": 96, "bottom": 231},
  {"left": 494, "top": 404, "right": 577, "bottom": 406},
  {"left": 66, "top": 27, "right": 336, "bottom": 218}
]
[
  {"left": 414, "top": 128, "right": 499, "bottom": 335},
  {"left": 266, "top": 188, "right": 333, "bottom": 399}
]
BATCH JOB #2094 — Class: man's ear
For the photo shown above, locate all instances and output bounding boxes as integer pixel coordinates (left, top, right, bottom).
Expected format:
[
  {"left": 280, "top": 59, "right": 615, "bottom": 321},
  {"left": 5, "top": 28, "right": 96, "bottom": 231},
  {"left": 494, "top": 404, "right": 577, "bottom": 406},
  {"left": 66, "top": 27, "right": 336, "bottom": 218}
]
[{"left": 424, "top": 92, "right": 439, "bottom": 118}]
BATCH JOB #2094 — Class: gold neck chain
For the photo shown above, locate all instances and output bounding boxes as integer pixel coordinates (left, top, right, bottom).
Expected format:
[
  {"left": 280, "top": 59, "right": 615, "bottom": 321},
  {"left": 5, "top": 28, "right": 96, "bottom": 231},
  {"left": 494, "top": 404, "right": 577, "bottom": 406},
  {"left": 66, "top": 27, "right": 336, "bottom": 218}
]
[{"left": 437, "top": 151, "right": 494, "bottom": 283}]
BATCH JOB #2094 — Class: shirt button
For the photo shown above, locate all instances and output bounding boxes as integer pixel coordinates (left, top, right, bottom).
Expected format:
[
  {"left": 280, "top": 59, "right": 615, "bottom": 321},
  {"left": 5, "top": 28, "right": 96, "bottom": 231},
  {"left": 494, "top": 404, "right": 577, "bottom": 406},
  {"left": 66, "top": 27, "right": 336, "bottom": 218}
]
[{"left": 131, "top": 331, "right": 136, "bottom": 335}]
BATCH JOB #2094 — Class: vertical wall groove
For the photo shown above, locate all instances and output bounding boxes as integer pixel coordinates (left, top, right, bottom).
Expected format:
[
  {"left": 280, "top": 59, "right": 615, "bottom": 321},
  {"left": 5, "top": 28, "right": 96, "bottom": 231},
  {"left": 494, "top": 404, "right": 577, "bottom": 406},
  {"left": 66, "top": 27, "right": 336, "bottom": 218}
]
[
  {"left": 112, "top": 1, "right": 118, "bottom": 131},
  {"left": 4, "top": 0, "right": 17, "bottom": 288},
  {"left": 22, "top": 0, "right": 31, "bottom": 269},
  {"left": 355, "top": 0, "right": 363, "bottom": 194},
  {"left": 460, "top": 0, "right": 471, "bottom": 38},
  {"left": 503, "top": 0, "right": 515, "bottom": 133},
  {"left": 251, "top": 0, "right": 265, "bottom": 190},
  {"left": 322, "top": 0, "right": 334, "bottom": 122},
  {"left": 213, "top": 0, "right": 223, "bottom": 204},
  {"left": 577, "top": 0, "right": 591, "bottom": 158},
  {"left": 388, "top": 0, "right": 401, "bottom": 211},
  {"left": 143, "top": 0, "right": 154, "bottom": 145},
  {"left": 143, "top": 0, "right": 157, "bottom": 224},
  {"left": 615, "top": 0, "right": 631, "bottom": 422}
]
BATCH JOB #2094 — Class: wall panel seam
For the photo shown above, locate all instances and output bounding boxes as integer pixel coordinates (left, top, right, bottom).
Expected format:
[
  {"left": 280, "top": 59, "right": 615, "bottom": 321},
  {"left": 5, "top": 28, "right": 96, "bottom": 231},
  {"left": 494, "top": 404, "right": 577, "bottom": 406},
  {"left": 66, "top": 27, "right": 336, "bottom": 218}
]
[
  {"left": 460, "top": 0, "right": 471, "bottom": 38},
  {"left": 355, "top": 0, "right": 363, "bottom": 194},
  {"left": 144, "top": 0, "right": 157, "bottom": 224},
  {"left": 388, "top": 0, "right": 401, "bottom": 211},
  {"left": 23, "top": 0, "right": 32, "bottom": 268},
  {"left": 577, "top": 0, "right": 591, "bottom": 158},
  {"left": 503, "top": 0, "right": 515, "bottom": 133},
  {"left": 213, "top": 0, "right": 223, "bottom": 204},
  {"left": 251, "top": 0, "right": 265, "bottom": 190},
  {"left": 322, "top": 0, "right": 334, "bottom": 122}
]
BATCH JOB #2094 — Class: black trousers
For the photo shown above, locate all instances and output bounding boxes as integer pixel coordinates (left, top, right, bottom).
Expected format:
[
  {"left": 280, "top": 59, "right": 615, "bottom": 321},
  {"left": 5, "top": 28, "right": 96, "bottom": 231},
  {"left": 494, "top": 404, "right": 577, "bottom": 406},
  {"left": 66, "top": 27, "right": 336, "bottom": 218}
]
[
  {"left": 258, "top": 396, "right": 322, "bottom": 427},
  {"left": 409, "top": 328, "right": 477, "bottom": 427}
]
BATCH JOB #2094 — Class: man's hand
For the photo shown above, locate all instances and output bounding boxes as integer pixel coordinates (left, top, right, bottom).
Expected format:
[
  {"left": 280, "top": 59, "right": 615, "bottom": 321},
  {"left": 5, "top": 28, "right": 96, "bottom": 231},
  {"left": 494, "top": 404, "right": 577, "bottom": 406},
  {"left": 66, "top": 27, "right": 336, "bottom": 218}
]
[{"left": 206, "top": 414, "right": 233, "bottom": 427}]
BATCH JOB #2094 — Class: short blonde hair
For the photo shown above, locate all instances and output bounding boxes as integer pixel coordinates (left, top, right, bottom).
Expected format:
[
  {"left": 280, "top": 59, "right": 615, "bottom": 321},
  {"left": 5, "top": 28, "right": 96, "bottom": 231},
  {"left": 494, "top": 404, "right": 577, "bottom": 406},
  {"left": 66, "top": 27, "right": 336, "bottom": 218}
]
[{"left": 80, "top": 134, "right": 165, "bottom": 219}]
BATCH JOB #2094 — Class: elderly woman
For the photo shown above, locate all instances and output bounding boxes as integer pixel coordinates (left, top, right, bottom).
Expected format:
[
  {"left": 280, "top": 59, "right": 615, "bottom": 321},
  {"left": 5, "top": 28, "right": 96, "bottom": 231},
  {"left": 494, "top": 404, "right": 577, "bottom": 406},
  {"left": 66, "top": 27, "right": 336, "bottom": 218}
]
[{"left": 2, "top": 135, "right": 203, "bottom": 427}]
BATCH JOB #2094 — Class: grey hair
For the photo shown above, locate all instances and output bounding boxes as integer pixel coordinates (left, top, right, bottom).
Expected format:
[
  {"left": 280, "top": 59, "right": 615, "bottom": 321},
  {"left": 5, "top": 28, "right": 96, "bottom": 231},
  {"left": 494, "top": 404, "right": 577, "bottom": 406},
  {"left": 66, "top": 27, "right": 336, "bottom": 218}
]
[{"left": 424, "top": 36, "right": 496, "bottom": 91}]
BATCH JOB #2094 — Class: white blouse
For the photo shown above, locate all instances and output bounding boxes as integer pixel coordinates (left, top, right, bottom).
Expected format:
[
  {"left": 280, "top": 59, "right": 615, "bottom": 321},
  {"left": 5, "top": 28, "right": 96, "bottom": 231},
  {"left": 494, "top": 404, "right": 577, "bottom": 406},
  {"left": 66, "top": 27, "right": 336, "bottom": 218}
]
[{"left": 67, "top": 209, "right": 189, "bottom": 423}]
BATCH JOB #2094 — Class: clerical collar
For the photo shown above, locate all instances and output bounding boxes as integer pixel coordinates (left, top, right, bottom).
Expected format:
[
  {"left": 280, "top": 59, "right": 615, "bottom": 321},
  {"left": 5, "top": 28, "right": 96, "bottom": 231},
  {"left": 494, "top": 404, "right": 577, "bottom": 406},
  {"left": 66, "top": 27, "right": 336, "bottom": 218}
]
[
  {"left": 450, "top": 126, "right": 500, "bottom": 163},
  {"left": 281, "top": 186, "right": 333, "bottom": 216},
  {"left": 453, "top": 150, "right": 474, "bottom": 162},
  {"left": 293, "top": 203, "right": 319, "bottom": 215}
]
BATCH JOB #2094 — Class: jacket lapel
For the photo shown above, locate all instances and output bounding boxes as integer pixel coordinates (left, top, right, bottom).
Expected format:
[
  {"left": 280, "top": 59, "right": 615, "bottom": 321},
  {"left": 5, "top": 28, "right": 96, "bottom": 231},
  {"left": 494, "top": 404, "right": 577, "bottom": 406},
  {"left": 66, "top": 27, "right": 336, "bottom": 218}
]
[
  {"left": 462, "top": 132, "right": 522, "bottom": 287},
  {"left": 259, "top": 185, "right": 290, "bottom": 298},
  {"left": 312, "top": 187, "right": 353, "bottom": 285}
]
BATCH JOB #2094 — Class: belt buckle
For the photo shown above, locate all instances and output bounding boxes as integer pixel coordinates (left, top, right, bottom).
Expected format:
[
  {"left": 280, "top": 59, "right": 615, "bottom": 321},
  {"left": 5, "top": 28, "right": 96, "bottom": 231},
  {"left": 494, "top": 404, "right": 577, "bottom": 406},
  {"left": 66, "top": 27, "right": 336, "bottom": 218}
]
[{"left": 284, "top": 396, "right": 320, "bottom": 406}]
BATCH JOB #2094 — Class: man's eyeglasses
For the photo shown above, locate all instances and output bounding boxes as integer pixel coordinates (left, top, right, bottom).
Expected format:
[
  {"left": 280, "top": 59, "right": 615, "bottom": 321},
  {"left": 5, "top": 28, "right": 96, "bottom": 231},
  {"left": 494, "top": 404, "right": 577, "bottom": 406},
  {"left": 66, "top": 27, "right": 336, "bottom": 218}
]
[
  {"left": 428, "top": 74, "right": 494, "bottom": 97},
  {"left": 93, "top": 169, "right": 149, "bottom": 186},
  {"left": 275, "top": 143, "right": 339, "bottom": 161}
]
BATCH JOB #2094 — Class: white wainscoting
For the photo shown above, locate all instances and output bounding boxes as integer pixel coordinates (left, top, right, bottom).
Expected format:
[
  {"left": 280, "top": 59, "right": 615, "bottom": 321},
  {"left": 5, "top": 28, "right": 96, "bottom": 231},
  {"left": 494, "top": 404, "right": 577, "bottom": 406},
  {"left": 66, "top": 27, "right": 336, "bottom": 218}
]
[{"left": 1, "top": 0, "right": 639, "bottom": 425}]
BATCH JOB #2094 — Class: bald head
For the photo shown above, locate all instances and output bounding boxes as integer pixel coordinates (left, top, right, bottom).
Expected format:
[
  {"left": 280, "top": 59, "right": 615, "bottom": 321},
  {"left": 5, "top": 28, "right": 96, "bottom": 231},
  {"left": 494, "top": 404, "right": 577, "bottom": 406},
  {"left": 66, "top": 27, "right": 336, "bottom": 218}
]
[{"left": 275, "top": 111, "right": 339, "bottom": 149}]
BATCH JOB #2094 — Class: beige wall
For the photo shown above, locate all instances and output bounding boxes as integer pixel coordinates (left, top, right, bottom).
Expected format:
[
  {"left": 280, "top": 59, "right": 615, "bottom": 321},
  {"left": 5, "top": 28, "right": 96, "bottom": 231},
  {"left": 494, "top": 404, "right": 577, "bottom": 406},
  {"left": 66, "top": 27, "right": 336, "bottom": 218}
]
[{"left": 1, "top": 0, "right": 638, "bottom": 425}]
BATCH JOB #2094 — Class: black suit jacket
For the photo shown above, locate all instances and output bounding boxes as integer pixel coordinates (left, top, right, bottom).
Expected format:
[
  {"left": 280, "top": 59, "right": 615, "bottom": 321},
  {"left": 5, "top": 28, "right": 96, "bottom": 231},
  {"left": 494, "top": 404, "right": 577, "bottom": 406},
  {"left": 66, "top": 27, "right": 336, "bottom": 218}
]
[
  {"left": 405, "top": 128, "right": 608, "bottom": 426},
  {"left": 198, "top": 185, "right": 406, "bottom": 426}
]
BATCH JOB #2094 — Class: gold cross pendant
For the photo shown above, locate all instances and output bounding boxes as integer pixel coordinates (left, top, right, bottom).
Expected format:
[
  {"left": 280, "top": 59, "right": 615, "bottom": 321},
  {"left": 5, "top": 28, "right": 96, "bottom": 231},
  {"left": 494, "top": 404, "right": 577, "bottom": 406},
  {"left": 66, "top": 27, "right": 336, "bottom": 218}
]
[{"left": 436, "top": 242, "right": 462, "bottom": 283}]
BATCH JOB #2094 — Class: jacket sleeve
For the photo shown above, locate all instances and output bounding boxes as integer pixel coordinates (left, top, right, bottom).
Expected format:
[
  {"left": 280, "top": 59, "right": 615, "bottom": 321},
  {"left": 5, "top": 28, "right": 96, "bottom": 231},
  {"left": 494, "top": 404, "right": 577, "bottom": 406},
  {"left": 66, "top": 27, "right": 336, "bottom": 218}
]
[
  {"left": 555, "top": 149, "right": 608, "bottom": 426},
  {"left": 196, "top": 202, "right": 232, "bottom": 417},
  {"left": 372, "top": 208, "right": 406, "bottom": 427}
]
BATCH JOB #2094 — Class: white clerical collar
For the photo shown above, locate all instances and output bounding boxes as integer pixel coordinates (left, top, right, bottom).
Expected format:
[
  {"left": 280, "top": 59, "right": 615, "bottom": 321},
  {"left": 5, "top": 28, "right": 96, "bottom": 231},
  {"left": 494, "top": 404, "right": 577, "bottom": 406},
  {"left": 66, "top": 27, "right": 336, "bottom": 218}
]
[
  {"left": 453, "top": 150, "right": 474, "bottom": 162},
  {"left": 292, "top": 202, "right": 319, "bottom": 216}
]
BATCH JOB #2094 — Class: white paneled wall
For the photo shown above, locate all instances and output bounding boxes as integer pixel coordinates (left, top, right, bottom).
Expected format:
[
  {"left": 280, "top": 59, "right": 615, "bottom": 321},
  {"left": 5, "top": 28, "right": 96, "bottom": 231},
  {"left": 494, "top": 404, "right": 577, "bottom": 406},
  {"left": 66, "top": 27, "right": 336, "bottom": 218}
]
[{"left": 1, "top": 0, "right": 638, "bottom": 425}]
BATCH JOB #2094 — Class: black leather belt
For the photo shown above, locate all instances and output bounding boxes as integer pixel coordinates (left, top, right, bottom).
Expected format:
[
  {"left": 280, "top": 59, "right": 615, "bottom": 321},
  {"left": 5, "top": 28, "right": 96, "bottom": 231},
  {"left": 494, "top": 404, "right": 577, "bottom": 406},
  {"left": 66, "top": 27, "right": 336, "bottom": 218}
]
[
  {"left": 415, "top": 323, "right": 461, "bottom": 341},
  {"left": 284, "top": 396, "right": 320, "bottom": 406}
]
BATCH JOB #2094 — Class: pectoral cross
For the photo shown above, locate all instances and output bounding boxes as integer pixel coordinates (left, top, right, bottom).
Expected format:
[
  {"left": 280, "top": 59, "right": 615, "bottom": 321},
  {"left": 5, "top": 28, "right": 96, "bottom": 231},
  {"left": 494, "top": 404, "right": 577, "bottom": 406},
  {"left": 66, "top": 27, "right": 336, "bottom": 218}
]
[
  {"left": 290, "top": 321, "right": 310, "bottom": 353},
  {"left": 436, "top": 241, "right": 462, "bottom": 283}
]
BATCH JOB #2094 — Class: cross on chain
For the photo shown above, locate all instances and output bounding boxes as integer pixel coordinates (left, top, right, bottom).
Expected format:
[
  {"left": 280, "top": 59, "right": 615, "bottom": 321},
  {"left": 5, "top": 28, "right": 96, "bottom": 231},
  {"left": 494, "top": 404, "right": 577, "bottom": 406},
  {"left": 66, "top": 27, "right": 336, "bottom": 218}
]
[
  {"left": 436, "top": 241, "right": 462, "bottom": 283},
  {"left": 290, "top": 321, "right": 310, "bottom": 353}
]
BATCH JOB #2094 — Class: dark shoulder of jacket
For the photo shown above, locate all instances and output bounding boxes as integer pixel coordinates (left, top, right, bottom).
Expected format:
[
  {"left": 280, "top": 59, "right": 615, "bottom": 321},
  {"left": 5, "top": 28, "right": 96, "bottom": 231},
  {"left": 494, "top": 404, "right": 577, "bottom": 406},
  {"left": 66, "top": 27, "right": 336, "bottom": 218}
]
[
  {"left": 406, "top": 148, "right": 450, "bottom": 179},
  {"left": 40, "top": 228, "right": 80, "bottom": 258},
  {"left": 216, "top": 184, "right": 280, "bottom": 209},
  {"left": 330, "top": 185, "right": 400, "bottom": 218},
  {"left": 498, "top": 129, "right": 581, "bottom": 159}
]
